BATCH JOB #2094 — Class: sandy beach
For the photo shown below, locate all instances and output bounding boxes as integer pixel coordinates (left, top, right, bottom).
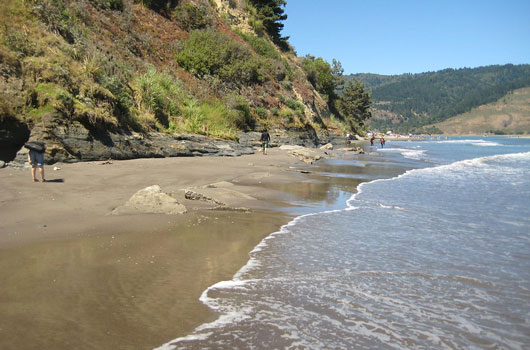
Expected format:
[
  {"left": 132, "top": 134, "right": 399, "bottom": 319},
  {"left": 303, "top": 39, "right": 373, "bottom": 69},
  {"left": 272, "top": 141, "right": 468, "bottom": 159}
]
[{"left": 0, "top": 147, "right": 347, "bottom": 349}]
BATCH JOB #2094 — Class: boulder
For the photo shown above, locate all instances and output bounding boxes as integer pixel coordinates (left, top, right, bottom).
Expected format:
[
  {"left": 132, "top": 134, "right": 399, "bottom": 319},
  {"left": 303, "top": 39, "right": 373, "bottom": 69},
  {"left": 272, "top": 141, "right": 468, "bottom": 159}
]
[{"left": 111, "top": 185, "right": 187, "bottom": 215}]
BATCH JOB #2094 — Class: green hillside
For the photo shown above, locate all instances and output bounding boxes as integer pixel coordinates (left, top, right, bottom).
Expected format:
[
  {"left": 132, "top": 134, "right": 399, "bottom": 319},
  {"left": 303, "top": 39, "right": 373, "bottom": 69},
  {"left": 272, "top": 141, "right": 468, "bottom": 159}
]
[
  {"left": 350, "top": 65, "right": 530, "bottom": 133},
  {"left": 430, "top": 87, "right": 530, "bottom": 135}
]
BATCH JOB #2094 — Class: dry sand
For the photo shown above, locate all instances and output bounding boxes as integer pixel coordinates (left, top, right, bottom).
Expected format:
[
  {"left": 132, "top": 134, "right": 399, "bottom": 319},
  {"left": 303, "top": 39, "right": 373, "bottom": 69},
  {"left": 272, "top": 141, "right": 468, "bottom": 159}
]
[{"left": 0, "top": 148, "right": 318, "bottom": 349}]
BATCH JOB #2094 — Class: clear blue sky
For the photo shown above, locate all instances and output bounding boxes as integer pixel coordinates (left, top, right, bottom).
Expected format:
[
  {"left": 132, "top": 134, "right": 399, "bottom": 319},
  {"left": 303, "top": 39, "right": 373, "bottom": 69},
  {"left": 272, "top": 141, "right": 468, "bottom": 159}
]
[{"left": 282, "top": 0, "right": 530, "bottom": 75}]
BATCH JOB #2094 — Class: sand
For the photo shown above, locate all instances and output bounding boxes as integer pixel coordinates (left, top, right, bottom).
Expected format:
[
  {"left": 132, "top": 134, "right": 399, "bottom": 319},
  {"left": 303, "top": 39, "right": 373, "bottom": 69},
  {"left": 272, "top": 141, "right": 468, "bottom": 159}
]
[
  {"left": 0, "top": 148, "right": 321, "bottom": 349},
  {"left": 0, "top": 141, "right": 417, "bottom": 350}
]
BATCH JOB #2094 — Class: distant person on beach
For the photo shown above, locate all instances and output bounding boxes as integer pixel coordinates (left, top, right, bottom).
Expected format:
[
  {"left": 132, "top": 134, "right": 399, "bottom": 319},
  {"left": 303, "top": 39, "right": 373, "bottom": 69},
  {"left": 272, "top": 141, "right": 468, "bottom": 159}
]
[
  {"left": 25, "top": 141, "right": 46, "bottom": 182},
  {"left": 380, "top": 137, "right": 386, "bottom": 148},
  {"left": 370, "top": 135, "right": 375, "bottom": 146},
  {"left": 260, "top": 129, "right": 271, "bottom": 155}
]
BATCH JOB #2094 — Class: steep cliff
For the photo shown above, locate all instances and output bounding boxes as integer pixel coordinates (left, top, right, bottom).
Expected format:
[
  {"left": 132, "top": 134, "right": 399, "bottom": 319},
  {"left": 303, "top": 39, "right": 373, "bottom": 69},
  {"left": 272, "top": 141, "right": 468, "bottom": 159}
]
[{"left": 0, "top": 0, "right": 341, "bottom": 164}]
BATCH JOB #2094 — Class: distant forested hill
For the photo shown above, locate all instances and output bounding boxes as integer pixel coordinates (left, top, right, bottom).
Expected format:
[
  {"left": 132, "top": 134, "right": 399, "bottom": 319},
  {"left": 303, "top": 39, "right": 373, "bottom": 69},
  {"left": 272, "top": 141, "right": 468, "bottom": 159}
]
[{"left": 348, "top": 64, "right": 530, "bottom": 133}]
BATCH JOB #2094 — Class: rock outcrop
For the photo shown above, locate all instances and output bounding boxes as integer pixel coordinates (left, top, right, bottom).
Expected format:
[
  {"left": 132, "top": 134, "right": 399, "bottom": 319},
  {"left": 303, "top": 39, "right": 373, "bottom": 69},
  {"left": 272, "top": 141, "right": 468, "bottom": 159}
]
[
  {"left": 280, "top": 145, "right": 324, "bottom": 164},
  {"left": 11, "top": 114, "right": 255, "bottom": 164}
]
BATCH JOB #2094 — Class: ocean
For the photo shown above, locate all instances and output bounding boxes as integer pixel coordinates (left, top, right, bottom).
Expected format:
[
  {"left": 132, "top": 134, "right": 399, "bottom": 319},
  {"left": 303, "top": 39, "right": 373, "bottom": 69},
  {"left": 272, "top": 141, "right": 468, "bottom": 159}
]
[{"left": 157, "top": 137, "right": 530, "bottom": 350}]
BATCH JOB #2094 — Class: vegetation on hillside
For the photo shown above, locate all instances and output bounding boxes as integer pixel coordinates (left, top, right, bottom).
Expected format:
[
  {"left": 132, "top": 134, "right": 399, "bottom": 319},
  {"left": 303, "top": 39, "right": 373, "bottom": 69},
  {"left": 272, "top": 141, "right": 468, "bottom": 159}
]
[
  {"left": 429, "top": 87, "right": 530, "bottom": 135},
  {"left": 0, "top": 0, "right": 372, "bottom": 157},
  {"left": 351, "top": 64, "right": 530, "bottom": 133},
  {"left": 301, "top": 55, "right": 371, "bottom": 134}
]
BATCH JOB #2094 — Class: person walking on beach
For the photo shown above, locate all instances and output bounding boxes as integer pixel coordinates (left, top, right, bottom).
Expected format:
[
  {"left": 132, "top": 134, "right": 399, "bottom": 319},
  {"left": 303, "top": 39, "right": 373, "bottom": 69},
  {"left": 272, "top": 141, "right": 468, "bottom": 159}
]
[
  {"left": 260, "top": 129, "right": 271, "bottom": 155},
  {"left": 380, "top": 137, "right": 386, "bottom": 148},
  {"left": 370, "top": 135, "right": 375, "bottom": 146},
  {"left": 25, "top": 141, "right": 46, "bottom": 182}
]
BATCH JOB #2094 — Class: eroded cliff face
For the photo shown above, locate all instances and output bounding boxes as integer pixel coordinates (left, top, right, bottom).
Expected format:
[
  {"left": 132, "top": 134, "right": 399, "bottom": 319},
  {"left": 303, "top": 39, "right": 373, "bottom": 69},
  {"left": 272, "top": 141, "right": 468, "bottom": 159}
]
[{"left": 1, "top": 0, "right": 336, "bottom": 164}]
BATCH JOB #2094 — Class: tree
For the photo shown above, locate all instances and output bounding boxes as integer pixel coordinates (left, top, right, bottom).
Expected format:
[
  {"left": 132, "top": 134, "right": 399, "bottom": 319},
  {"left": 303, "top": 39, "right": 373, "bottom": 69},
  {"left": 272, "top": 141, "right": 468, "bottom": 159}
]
[
  {"left": 338, "top": 79, "right": 372, "bottom": 129},
  {"left": 301, "top": 55, "right": 337, "bottom": 103},
  {"left": 331, "top": 59, "right": 345, "bottom": 92},
  {"left": 249, "top": 0, "right": 289, "bottom": 49}
]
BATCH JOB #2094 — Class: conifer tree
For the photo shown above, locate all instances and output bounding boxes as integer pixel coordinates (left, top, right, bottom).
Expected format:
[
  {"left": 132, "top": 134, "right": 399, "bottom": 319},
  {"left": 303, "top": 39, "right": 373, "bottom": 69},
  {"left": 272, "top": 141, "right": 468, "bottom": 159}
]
[
  {"left": 249, "top": 0, "right": 289, "bottom": 49},
  {"left": 338, "top": 79, "right": 372, "bottom": 127}
]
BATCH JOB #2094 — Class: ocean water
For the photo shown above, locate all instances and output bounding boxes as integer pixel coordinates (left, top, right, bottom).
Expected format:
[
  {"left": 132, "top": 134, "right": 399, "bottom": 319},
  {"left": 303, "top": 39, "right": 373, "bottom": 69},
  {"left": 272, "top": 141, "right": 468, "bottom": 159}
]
[{"left": 158, "top": 137, "right": 530, "bottom": 350}]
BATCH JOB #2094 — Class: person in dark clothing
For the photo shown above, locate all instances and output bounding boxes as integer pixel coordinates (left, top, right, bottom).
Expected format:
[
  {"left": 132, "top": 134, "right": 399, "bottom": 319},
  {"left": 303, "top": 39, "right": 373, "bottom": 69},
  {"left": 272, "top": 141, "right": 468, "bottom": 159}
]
[
  {"left": 370, "top": 135, "right": 375, "bottom": 146},
  {"left": 260, "top": 129, "right": 271, "bottom": 155}
]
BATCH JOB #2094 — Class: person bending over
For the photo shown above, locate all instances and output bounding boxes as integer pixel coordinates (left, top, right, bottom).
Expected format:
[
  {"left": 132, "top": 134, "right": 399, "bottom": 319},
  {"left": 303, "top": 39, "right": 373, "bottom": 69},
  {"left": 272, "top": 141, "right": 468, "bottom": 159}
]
[{"left": 26, "top": 142, "right": 46, "bottom": 182}]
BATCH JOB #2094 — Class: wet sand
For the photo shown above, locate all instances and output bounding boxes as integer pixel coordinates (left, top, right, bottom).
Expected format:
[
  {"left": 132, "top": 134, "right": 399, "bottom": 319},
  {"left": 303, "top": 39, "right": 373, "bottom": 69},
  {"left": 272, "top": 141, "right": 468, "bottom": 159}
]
[
  {"left": 0, "top": 148, "right": 310, "bottom": 349},
  {"left": 0, "top": 210, "right": 287, "bottom": 350},
  {"left": 0, "top": 145, "right": 407, "bottom": 349}
]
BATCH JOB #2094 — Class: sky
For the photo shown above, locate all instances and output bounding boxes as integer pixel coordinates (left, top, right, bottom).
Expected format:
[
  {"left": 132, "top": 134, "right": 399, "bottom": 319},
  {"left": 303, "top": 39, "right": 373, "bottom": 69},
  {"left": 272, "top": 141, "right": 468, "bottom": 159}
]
[{"left": 282, "top": 0, "right": 530, "bottom": 75}]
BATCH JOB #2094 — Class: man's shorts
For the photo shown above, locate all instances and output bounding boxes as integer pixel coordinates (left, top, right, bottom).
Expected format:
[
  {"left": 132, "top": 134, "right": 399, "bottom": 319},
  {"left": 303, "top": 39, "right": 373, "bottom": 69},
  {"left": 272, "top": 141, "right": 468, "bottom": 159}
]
[
  {"left": 262, "top": 142, "right": 269, "bottom": 149},
  {"left": 29, "top": 151, "right": 44, "bottom": 167}
]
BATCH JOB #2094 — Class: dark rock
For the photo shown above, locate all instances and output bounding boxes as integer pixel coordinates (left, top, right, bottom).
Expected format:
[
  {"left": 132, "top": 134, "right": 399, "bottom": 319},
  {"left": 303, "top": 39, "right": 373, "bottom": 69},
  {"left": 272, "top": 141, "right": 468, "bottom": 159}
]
[
  {"left": 0, "top": 116, "right": 30, "bottom": 162},
  {"left": 11, "top": 116, "right": 255, "bottom": 164}
]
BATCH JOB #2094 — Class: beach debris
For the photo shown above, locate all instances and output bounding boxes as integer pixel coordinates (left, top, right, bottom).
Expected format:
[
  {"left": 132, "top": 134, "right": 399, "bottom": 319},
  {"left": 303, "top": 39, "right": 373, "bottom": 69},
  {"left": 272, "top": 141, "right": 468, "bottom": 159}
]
[
  {"left": 320, "top": 143, "right": 334, "bottom": 150},
  {"left": 206, "top": 206, "right": 251, "bottom": 212},
  {"left": 0, "top": 161, "right": 5, "bottom": 168},
  {"left": 53, "top": 166, "right": 61, "bottom": 171},
  {"left": 110, "top": 185, "right": 187, "bottom": 215},
  {"left": 184, "top": 190, "right": 224, "bottom": 205},
  {"left": 100, "top": 160, "right": 113, "bottom": 165}
]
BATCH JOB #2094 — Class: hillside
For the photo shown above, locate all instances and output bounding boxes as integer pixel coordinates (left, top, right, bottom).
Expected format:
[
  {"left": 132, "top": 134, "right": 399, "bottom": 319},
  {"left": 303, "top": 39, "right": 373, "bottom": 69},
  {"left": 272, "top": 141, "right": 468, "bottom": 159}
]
[
  {"left": 0, "top": 0, "right": 360, "bottom": 163},
  {"left": 350, "top": 65, "right": 530, "bottom": 133},
  {"left": 428, "top": 87, "right": 530, "bottom": 135}
]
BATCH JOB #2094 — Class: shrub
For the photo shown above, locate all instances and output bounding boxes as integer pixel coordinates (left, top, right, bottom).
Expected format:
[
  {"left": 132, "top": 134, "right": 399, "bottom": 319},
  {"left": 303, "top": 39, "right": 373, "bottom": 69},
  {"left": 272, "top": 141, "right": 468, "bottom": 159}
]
[
  {"left": 285, "top": 98, "right": 304, "bottom": 115},
  {"left": 236, "top": 31, "right": 280, "bottom": 60},
  {"left": 133, "top": 67, "right": 188, "bottom": 128},
  {"left": 1, "top": 27, "right": 36, "bottom": 56},
  {"left": 136, "top": 0, "right": 178, "bottom": 15},
  {"left": 176, "top": 30, "right": 265, "bottom": 86},
  {"left": 56, "top": 90, "right": 74, "bottom": 115},
  {"left": 198, "top": 100, "right": 238, "bottom": 139},
  {"left": 30, "top": 0, "right": 80, "bottom": 44},
  {"left": 280, "top": 80, "right": 293, "bottom": 91},
  {"left": 223, "top": 94, "right": 254, "bottom": 130},
  {"left": 168, "top": 98, "right": 238, "bottom": 140},
  {"left": 172, "top": 3, "right": 211, "bottom": 30},
  {"left": 256, "top": 107, "right": 267, "bottom": 119},
  {"left": 279, "top": 107, "right": 294, "bottom": 122},
  {"left": 89, "top": 0, "right": 124, "bottom": 11}
]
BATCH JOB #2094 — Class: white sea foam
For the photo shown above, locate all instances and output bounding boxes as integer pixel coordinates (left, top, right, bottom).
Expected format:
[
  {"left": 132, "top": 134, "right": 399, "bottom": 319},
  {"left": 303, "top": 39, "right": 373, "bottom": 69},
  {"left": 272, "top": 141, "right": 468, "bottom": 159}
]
[
  {"left": 155, "top": 141, "right": 530, "bottom": 350},
  {"left": 401, "top": 149, "right": 427, "bottom": 159},
  {"left": 377, "top": 203, "right": 407, "bottom": 210},
  {"left": 472, "top": 141, "right": 502, "bottom": 146},
  {"left": 437, "top": 139, "right": 492, "bottom": 144}
]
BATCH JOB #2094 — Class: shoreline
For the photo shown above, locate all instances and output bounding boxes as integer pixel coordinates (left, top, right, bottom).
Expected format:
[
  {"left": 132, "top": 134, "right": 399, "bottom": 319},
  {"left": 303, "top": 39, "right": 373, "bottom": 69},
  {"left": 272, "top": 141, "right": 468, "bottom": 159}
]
[{"left": 0, "top": 144, "right": 410, "bottom": 349}]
